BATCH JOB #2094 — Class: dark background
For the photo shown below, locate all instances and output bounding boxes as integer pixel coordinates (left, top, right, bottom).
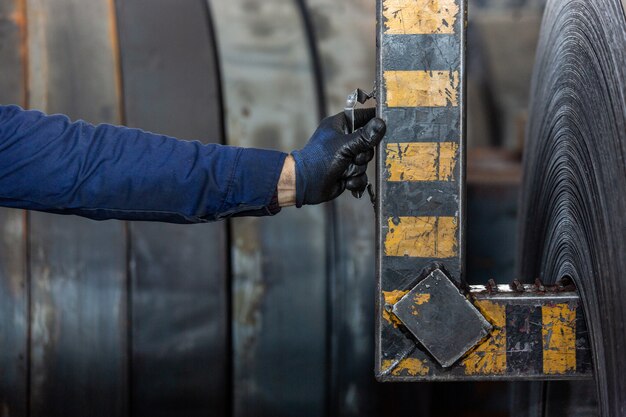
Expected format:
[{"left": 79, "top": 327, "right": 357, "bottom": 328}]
[{"left": 0, "top": 0, "right": 546, "bottom": 416}]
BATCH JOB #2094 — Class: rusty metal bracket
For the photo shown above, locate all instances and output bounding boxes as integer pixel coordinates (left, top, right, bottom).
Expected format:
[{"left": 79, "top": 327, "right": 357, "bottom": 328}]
[
  {"left": 391, "top": 269, "right": 491, "bottom": 368},
  {"left": 378, "top": 271, "right": 592, "bottom": 381}
]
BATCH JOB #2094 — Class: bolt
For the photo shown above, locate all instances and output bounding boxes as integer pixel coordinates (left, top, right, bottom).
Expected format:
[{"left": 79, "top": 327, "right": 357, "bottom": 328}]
[
  {"left": 534, "top": 278, "right": 546, "bottom": 292},
  {"left": 510, "top": 279, "right": 524, "bottom": 293},
  {"left": 487, "top": 279, "right": 498, "bottom": 294}
]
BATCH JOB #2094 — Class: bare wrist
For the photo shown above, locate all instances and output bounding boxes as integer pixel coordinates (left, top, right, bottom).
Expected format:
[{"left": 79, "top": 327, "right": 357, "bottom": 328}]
[{"left": 278, "top": 155, "right": 296, "bottom": 207}]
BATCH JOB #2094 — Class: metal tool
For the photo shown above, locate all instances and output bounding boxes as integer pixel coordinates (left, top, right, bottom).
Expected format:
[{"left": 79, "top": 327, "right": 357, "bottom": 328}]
[{"left": 344, "top": 88, "right": 376, "bottom": 202}]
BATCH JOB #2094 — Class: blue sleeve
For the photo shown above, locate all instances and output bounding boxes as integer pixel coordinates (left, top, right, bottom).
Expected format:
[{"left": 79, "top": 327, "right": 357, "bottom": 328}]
[{"left": 0, "top": 105, "right": 287, "bottom": 223}]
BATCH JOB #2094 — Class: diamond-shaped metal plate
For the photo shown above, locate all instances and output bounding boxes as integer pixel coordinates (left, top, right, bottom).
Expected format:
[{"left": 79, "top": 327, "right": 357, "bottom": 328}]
[{"left": 392, "top": 269, "right": 491, "bottom": 368}]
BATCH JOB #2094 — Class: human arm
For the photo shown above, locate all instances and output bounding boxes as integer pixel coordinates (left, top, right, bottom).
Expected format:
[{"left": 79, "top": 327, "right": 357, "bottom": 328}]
[
  {"left": 0, "top": 105, "right": 384, "bottom": 222},
  {"left": 0, "top": 105, "right": 286, "bottom": 223}
]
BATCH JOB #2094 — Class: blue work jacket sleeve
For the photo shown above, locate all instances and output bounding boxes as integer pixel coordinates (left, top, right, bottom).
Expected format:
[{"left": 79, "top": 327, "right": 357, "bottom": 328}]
[{"left": 0, "top": 105, "right": 287, "bottom": 223}]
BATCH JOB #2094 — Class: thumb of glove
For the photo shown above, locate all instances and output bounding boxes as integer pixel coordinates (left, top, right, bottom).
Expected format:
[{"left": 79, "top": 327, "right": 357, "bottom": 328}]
[{"left": 341, "top": 117, "right": 387, "bottom": 159}]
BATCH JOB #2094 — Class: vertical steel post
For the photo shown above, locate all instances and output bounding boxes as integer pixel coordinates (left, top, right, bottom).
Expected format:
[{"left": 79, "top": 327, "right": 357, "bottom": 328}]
[{"left": 376, "top": 0, "right": 466, "bottom": 379}]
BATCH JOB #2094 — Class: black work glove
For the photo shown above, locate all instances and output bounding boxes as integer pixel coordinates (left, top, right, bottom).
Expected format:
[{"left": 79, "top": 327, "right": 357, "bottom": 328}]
[{"left": 291, "top": 108, "right": 386, "bottom": 207}]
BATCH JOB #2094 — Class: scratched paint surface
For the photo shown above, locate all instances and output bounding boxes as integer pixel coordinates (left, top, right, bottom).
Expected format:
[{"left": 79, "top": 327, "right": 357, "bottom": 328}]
[
  {"left": 377, "top": 0, "right": 466, "bottom": 382},
  {"left": 382, "top": 358, "right": 430, "bottom": 376},
  {"left": 386, "top": 142, "right": 459, "bottom": 181},
  {"left": 384, "top": 70, "right": 459, "bottom": 107},
  {"left": 542, "top": 303, "right": 576, "bottom": 374},
  {"left": 383, "top": 0, "right": 459, "bottom": 35},
  {"left": 385, "top": 216, "right": 458, "bottom": 258},
  {"left": 462, "top": 300, "right": 506, "bottom": 375}
]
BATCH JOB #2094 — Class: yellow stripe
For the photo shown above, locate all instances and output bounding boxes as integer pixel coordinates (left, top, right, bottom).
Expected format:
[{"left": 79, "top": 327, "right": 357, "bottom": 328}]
[
  {"left": 542, "top": 304, "right": 576, "bottom": 374},
  {"left": 385, "top": 216, "right": 457, "bottom": 258},
  {"left": 383, "top": 0, "right": 459, "bottom": 35},
  {"left": 462, "top": 300, "right": 506, "bottom": 375},
  {"left": 382, "top": 358, "right": 430, "bottom": 376},
  {"left": 384, "top": 70, "right": 459, "bottom": 107},
  {"left": 386, "top": 142, "right": 459, "bottom": 182}
]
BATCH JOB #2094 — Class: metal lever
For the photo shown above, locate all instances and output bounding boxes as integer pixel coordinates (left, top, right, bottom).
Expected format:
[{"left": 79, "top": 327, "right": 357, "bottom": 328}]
[{"left": 344, "top": 88, "right": 376, "bottom": 202}]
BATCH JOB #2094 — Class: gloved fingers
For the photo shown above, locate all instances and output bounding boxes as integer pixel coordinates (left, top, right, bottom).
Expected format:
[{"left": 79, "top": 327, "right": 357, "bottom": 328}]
[
  {"left": 345, "top": 173, "right": 368, "bottom": 193},
  {"left": 343, "top": 162, "right": 367, "bottom": 178},
  {"left": 342, "top": 117, "right": 386, "bottom": 158},
  {"left": 354, "top": 149, "right": 375, "bottom": 166},
  {"left": 353, "top": 108, "right": 377, "bottom": 129}
]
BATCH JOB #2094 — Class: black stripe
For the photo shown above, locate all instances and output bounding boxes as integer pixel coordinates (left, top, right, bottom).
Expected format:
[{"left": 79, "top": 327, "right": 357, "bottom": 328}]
[
  {"left": 383, "top": 107, "right": 460, "bottom": 142},
  {"left": 382, "top": 181, "right": 459, "bottom": 217},
  {"left": 382, "top": 34, "right": 461, "bottom": 71},
  {"left": 506, "top": 305, "right": 543, "bottom": 375},
  {"left": 381, "top": 258, "right": 461, "bottom": 289},
  {"left": 575, "top": 303, "right": 593, "bottom": 374}
]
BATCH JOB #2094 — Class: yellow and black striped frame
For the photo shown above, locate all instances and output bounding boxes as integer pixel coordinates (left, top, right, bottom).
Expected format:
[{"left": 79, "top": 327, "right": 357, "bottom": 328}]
[
  {"left": 374, "top": 0, "right": 593, "bottom": 381},
  {"left": 376, "top": 0, "right": 467, "bottom": 379}
]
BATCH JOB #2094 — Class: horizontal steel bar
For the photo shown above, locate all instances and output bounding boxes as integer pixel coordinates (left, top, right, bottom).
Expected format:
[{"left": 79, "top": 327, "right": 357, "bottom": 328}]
[{"left": 378, "top": 279, "right": 593, "bottom": 382}]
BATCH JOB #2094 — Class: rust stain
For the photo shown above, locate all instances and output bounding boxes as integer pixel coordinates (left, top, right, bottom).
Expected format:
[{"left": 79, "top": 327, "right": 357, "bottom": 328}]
[
  {"left": 106, "top": 0, "right": 124, "bottom": 123},
  {"left": 382, "top": 290, "right": 408, "bottom": 327},
  {"left": 385, "top": 216, "right": 458, "bottom": 258},
  {"left": 542, "top": 303, "right": 576, "bottom": 374},
  {"left": 10, "top": 6, "right": 25, "bottom": 28},
  {"left": 383, "top": 0, "right": 459, "bottom": 34},
  {"left": 462, "top": 300, "right": 506, "bottom": 375},
  {"left": 382, "top": 358, "right": 430, "bottom": 376},
  {"left": 14, "top": 0, "right": 29, "bottom": 107},
  {"left": 386, "top": 142, "right": 459, "bottom": 182},
  {"left": 384, "top": 70, "right": 459, "bottom": 108}
]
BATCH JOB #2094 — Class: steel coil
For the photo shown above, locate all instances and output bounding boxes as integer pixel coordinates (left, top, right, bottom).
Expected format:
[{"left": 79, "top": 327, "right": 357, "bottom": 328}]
[{"left": 518, "top": 0, "right": 626, "bottom": 415}]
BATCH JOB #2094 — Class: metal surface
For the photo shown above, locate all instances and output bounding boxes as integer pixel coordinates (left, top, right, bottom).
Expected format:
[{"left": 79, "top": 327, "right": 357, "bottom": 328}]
[
  {"left": 518, "top": 1, "right": 626, "bottom": 415},
  {"left": 392, "top": 269, "right": 490, "bottom": 368},
  {"left": 376, "top": 0, "right": 467, "bottom": 381},
  {"left": 26, "top": 1, "right": 129, "bottom": 416},
  {"left": 115, "top": 1, "right": 229, "bottom": 415},
  {"left": 0, "top": 1, "right": 28, "bottom": 415},
  {"left": 380, "top": 278, "right": 592, "bottom": 381},
  {"left": 0, "top": 209, "right": 27, "bottom": 417},
  {"left": 209, "top": 1, "right": 327, "bottom": 416}
]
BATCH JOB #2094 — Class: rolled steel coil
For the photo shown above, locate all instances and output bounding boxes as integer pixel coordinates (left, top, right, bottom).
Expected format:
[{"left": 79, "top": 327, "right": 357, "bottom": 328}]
[{"left": 518, "top": 0, "right": 626, "bottom": 415}]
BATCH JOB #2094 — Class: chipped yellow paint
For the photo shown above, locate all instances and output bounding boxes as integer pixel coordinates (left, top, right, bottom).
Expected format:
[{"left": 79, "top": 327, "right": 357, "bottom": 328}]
[
  {"left": 542, "top": 303, "right": 576, "bottom": 374},
  {"left": 438, "top": 142, "right": 458, "bottom": 180},
  {"left": 382, "top": 290, "right": 408, "bottom": 327},
  {"left": 384, "top": 70, "right": 459, "bottom": 108},
  {"left": 385, "top": 216, "right": 458, "bottom": 258},
  {"left": 413, "top": 293, "right": 431, "bottom": 305},
  {"left": 382, "top": 358, "right": 430, "bottom": 376},
  {"left": 383, "top": 0, "right": 459, "bottom": 35},
  {"left": 386, "top": 142, "right": 459, "bottom": 182},
  {"left": 462, "top": 300, "right": 506, "bottom": 375},
  {"left": 383, "top": 290, "right": 408, "bottom": 305}
]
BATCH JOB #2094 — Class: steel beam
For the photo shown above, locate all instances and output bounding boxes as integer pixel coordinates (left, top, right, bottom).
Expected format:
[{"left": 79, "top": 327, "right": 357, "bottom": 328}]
[
  {"left": 376, "top": 0, "right": 467, "bottom": 380},
  {"left": 379, "top": 271, "right": 592, "bottom": 381},
  {"left": 374, "top": 0, "right": 593, "bottom": 382}
]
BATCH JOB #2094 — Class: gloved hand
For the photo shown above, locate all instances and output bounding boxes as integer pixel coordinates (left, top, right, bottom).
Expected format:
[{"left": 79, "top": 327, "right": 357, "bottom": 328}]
[{"left": 291, "top": 108, "right": 386, "bottom": 207}]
